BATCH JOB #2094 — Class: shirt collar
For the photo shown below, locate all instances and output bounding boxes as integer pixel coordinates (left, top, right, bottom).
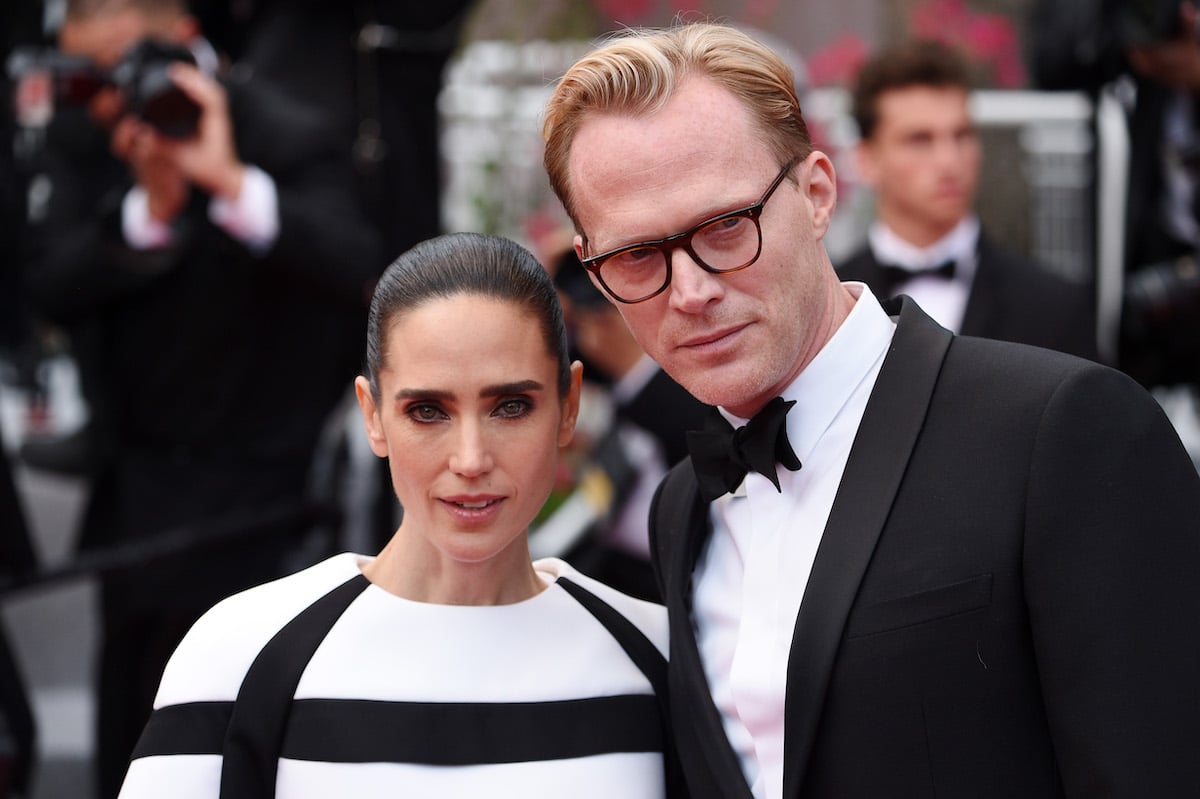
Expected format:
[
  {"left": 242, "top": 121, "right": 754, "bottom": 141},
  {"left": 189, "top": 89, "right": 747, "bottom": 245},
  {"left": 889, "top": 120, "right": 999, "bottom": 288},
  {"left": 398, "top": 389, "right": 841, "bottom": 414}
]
[{"left": 867, "top": 214, "right": 980, "bottom": 275}]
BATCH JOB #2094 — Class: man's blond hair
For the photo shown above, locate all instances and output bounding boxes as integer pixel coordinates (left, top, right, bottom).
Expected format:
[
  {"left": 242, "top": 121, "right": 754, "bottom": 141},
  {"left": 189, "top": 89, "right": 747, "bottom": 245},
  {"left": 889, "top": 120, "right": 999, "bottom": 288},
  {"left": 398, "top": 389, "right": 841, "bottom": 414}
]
[{"left": 542, "top": 22, "right": 813, "bottom": 229}]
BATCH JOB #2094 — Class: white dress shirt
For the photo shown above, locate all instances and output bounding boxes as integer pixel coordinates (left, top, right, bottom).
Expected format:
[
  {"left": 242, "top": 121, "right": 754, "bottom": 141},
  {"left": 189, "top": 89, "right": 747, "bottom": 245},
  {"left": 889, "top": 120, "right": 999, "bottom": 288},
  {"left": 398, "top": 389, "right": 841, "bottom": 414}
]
[
  {"left": 122, "top": 165, "right": 280, "bottom": 255},
  {"left": 867, "top": 214, "right": 979, "bottom": 332},
  {"left": 691, "top": 283, "right": 896, "bottom": 799}
]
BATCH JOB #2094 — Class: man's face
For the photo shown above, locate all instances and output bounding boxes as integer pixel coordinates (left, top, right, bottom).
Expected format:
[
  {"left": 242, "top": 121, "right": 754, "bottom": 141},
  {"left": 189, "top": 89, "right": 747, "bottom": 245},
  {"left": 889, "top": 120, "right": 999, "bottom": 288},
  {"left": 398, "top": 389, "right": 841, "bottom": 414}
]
[
  {"left": 856, "top": 85, "right": 980, "bottom": 244},
  {"left": 567, "top": 76, "right": 843, "bottom": 418},
  {"left": 58, "top": 8, "right": 183, "bottom": 128}
]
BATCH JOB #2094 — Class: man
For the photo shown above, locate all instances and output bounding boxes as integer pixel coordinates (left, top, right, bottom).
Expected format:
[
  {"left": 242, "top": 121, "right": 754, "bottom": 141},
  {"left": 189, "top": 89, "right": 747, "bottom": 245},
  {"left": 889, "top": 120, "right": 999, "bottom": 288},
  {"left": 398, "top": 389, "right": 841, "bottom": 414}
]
[
  {"left": 542, "top": 22, "right": 1200, "bottom": 798},
  {"left": 21, "top": 1, "right": 382, "bottom": 794},
  {"left": 838, "top": 38, "right": 1099, "bottom": 361}
]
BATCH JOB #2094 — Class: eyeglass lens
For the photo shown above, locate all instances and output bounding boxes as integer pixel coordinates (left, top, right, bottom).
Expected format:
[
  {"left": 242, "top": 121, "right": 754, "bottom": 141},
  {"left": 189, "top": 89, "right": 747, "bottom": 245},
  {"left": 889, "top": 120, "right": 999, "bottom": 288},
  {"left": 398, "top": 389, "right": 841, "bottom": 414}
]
[{"left": 600, "top": 214, "right": 761, "bottom": 301}]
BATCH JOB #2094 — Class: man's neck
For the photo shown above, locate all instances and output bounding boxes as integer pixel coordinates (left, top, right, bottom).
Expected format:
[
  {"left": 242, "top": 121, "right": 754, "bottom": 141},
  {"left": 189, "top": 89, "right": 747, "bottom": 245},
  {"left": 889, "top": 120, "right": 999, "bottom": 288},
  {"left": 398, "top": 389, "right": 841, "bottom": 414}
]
[
  {"left": 875, "top": 212, "right": 960, "bottom": 249},
  {"left": 868, "top": 214, "right": 981, "bottom": 269}
]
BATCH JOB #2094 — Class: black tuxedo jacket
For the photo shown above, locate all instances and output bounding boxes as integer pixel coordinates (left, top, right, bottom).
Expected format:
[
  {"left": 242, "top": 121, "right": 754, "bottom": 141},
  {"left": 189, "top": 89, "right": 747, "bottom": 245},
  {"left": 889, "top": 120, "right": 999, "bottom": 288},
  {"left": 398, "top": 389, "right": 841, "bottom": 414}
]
[
  {"left": 837, "top": 236, "right": 1100, "bottom": 362},
  {"left": 650, "top": 297, "right": 1200, "bottom": 798}
]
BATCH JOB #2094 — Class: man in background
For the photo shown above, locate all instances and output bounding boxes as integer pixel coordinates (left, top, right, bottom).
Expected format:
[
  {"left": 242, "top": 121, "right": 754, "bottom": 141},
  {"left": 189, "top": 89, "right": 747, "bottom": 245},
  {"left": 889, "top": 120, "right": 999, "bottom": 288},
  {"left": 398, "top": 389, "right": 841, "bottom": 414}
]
[{"left": 838, "top": 39, "right": 1099, "bottom": 361}]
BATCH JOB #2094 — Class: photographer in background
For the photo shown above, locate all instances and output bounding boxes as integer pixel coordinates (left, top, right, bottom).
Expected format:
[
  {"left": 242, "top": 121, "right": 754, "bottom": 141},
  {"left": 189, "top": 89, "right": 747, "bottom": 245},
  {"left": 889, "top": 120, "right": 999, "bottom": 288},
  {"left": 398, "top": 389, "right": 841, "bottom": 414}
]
[
  {"left": 18, "top": 1, "right": 383, "bottom": 795},
  {"left": 1032, "top": 0, "right": 1200, "bottom": 397}
]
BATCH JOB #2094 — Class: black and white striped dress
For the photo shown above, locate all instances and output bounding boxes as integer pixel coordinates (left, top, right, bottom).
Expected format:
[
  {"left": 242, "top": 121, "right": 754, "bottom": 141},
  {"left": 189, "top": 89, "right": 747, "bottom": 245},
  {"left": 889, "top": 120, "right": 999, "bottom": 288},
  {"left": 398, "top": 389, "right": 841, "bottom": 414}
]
[{"left": 118, "top": 553, "right": 670, "bottom": 799}]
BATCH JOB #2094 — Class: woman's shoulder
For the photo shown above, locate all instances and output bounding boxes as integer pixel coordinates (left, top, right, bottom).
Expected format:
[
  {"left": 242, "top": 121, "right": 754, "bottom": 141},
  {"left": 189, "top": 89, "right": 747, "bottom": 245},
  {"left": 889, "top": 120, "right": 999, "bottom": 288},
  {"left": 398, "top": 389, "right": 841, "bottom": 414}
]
[
  {"left": 534, "top": 557, "right": 668, "bottom": 654},
  {"left": 153, "top": 552, "right": 367, "bottom": 707}
]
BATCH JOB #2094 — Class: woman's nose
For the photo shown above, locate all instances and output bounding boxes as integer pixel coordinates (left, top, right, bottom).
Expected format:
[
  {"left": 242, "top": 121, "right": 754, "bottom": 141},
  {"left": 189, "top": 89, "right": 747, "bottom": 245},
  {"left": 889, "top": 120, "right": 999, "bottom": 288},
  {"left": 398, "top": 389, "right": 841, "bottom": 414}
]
[{"left": 448, "top": 421, "right": 493, "bottom": 477}]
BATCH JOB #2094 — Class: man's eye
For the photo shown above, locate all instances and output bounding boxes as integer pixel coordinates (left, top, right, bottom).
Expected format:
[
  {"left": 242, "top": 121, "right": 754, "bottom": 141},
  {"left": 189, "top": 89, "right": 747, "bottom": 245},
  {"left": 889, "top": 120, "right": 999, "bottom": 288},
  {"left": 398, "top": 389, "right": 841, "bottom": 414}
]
[
  {"left": 697, "top": 214, "right": 751, "bottom": 242},
  {"left": 610, "top": 246, "right": 660, "bottom": 268}
]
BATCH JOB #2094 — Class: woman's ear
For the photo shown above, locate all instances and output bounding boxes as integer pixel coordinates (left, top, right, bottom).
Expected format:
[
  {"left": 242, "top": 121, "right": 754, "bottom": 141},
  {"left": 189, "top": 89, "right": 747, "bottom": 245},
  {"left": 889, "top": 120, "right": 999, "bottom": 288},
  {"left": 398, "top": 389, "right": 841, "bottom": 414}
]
[
  {"left": 354, "top": 375, "right": 389, "bottom": 458},
  {"left": 558, "top": 361, "right": 584, "bottom": 448}
]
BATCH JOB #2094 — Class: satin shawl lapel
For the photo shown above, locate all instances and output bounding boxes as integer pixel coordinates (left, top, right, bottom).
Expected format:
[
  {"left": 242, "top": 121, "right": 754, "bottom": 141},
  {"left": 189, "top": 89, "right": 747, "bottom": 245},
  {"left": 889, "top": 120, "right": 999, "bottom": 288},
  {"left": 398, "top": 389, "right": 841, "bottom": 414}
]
[
  {"left": 654, "top": 465, "right": 756, "bottom": 799},
  {"left": 781, "top": 297, "right": 953, "bottom": 798}
]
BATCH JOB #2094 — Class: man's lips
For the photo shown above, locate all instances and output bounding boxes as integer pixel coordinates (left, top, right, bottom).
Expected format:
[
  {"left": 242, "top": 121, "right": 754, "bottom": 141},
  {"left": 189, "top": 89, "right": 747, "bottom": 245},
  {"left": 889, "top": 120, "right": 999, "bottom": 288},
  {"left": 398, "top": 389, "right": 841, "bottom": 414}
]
[{"left": 678, "top": 323, "right": 748, "bottom": 350}]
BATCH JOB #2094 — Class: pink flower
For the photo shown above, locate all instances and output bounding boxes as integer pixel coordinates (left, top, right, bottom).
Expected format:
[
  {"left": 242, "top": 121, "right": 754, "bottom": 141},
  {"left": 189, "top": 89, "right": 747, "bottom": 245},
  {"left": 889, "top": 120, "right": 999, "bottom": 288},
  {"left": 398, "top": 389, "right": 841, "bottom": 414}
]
[
  {"left": 594, "top": 0, "right": 657, "bottom": 21},
  {"left": 910, "top": 0, "right": 1027, "bottom": 88},
  {"left": 805, "top": 34, "right": 871, "bottom": 87}
]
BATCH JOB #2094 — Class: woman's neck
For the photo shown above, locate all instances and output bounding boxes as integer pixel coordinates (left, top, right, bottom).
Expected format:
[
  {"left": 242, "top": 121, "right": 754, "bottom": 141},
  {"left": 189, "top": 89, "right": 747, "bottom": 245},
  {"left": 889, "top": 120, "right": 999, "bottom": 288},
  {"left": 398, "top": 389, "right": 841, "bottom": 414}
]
[{"left": 361, "top": 533, "right": 546, "bottom": 606}]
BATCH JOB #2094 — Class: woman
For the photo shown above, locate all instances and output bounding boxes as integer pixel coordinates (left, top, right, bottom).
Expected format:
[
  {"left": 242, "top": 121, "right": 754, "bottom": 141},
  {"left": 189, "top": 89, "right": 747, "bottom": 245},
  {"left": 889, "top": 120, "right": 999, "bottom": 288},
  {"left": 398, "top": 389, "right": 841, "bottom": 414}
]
[{"left": 117, "top": 233, "right": 676, "bottom": 798}]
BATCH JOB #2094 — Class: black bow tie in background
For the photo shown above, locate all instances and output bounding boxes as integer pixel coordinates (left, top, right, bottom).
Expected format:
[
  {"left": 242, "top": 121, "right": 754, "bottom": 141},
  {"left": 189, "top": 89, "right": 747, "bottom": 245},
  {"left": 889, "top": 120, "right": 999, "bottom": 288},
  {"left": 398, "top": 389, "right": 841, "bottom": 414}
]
[
  {"left": 686, "top": 396, "right": 802, "bottom": 502},
  {"left": 876, "top": 258, "right": 956, "bottom": 298}
]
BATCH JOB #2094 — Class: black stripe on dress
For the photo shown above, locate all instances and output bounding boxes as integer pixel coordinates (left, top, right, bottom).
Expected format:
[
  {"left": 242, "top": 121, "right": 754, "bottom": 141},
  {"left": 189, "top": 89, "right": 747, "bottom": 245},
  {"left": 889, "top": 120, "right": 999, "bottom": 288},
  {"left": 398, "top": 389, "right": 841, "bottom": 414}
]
[
  {"left": 133, "top": 701, "right": 234, "bottom": 758},
  {"left": 281, "top": 694, "right": 663, "bottom": 764},
  {"left": 132, "top": 695, "right": 662, "bottom": 765}
]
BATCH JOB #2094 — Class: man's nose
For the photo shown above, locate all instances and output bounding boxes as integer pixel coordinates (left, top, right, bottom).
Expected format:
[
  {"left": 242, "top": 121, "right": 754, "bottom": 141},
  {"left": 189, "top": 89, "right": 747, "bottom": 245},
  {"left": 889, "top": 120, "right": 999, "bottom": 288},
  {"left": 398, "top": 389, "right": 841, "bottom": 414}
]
[{"left": 667, "top": 247, "right": 724, "bottom": 313}]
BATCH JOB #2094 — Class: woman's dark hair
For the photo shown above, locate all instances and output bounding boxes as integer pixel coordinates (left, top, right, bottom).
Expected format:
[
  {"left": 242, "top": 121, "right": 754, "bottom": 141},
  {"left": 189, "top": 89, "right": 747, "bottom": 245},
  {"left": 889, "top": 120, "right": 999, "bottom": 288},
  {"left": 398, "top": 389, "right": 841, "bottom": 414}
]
[{"left": 363, "top": 232, "right": 571, "bottom": 400}]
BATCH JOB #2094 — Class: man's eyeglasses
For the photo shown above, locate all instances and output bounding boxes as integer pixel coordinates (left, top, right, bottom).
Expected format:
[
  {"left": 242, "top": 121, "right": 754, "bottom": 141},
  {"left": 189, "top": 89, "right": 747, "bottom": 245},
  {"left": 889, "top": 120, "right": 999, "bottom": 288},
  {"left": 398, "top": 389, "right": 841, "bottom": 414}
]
[{"left": 581, "top": 157, "right": 799, "bottom": 304}]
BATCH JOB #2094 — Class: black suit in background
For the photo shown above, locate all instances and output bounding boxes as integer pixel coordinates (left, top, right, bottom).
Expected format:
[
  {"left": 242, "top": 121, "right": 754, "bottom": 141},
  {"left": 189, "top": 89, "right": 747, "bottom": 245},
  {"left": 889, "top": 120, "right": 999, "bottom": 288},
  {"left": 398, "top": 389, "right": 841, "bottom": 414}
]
[
  {"left": 0, "top": 434, "right": 37, "bottom": 799},
  {"left": 837, "top": 234, "right": 1100, "bottom": 361},
  {"left": 197, "top": 0, "right": 474, "bottom": 548},
  {"left": 200, "top": 0, "right": 474, "bottom": 260},
  {"left": 23, "top": 69, "right": 383, "bottom": 797},
  {"left": 616, "top": 367, "right": 711, "bottom": 469},
  {"left": 1030, "top": 0, "right": 1200, "bottom": 388},
  {"left": 564, "top": 364, "right": 711, "bottom": 603},
  {"left": 651, "top": 296, "right": 1200, "bottom": 798}
]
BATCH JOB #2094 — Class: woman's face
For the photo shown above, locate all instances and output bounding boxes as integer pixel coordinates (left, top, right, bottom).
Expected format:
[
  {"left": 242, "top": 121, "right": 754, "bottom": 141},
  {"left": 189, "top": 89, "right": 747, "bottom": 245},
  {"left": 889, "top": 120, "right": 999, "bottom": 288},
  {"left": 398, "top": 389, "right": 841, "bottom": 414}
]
[{"left": 356, "top": 293, "right": 581, "bottom": 573}]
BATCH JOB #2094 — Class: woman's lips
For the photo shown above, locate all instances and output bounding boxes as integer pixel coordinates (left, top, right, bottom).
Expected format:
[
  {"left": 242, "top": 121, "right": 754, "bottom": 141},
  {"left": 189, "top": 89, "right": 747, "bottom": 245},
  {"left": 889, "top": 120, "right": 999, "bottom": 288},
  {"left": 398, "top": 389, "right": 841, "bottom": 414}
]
[{"left": 440, "top": 496, "right": 505, "bottom": 524}]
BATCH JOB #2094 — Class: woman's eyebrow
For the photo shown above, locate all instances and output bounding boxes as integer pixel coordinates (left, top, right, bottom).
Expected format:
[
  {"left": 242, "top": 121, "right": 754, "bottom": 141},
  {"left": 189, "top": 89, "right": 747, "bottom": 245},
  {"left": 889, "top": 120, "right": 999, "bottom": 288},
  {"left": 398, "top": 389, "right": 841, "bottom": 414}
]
[
  {"left": 393, "top": 387, "right": 451, "bottom": 401},
  {"left": 391, "top": 380, "right": 543, "bottom": 402},
  {"left": 480, "top": 379, "right": 543, "bottom": 397}
]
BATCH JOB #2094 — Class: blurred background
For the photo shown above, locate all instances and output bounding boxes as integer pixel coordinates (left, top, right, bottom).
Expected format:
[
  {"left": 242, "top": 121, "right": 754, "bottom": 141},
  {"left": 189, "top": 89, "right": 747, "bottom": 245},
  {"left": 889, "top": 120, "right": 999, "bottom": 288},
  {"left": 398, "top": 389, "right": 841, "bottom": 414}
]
[{"left": 3, "top": 1, "right": 1197, "bottom": 797}]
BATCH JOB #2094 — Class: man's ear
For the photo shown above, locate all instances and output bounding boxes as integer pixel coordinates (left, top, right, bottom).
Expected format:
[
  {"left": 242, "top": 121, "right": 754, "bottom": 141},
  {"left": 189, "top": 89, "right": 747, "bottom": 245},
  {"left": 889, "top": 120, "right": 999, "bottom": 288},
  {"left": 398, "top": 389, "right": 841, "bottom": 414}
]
[
  {"left": 572, "top": 233, "right": 599, "bottom": 291},
  {"left": 802, "top": 150, "right": 838, "bottom": 240},
  {"left": 354, "top": 375, "right": 389, "bottom": 458}
]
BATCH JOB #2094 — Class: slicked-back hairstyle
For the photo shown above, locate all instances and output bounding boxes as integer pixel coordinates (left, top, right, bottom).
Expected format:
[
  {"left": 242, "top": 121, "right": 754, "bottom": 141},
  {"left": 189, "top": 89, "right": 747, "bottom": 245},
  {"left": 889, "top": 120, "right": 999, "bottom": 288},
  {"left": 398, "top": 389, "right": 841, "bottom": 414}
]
[
  {"left": 542, "top": 22, "right": 813, "bottom": 230},
  {"left": 851, "top": 39, "right": 973, "bottom": 141},
  {"left": 362, "top": 232, "right": 571, "bottom": 401}
]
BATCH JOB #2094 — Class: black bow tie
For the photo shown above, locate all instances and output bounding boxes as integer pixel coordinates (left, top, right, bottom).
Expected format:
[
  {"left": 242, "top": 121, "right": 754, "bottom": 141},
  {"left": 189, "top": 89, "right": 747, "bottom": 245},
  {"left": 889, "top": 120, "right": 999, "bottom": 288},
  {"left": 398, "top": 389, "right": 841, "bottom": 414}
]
[
  {"left": 876, "top": 258, "right": 957, "bottom": 298},
  {"left": 686, "top": 396, "right": 802, "bottom": 503}
]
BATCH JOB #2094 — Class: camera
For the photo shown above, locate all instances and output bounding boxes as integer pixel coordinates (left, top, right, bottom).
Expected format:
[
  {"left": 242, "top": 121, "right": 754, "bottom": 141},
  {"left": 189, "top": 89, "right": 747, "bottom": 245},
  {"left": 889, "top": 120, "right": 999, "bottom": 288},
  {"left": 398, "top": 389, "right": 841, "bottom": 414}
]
[
  {"left": 1123, "top": 254, "right": 1200, "bottom": 328},
  {"left": 1117, "top": 0, "right": 1188, "bottom": 45},
  {"left": 7, "top": 38, "right": 201, "bottom": 138}
]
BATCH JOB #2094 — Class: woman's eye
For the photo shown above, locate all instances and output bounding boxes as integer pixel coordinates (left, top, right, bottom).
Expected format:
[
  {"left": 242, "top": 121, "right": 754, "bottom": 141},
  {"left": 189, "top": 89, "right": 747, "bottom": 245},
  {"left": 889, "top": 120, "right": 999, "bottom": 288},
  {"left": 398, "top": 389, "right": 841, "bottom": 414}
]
[
  {"left": 494, "top": 398, "right": 532, "bottom": 419},
  {"left": 407, "top": 403, "right": 447, "bottom": 423}
]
